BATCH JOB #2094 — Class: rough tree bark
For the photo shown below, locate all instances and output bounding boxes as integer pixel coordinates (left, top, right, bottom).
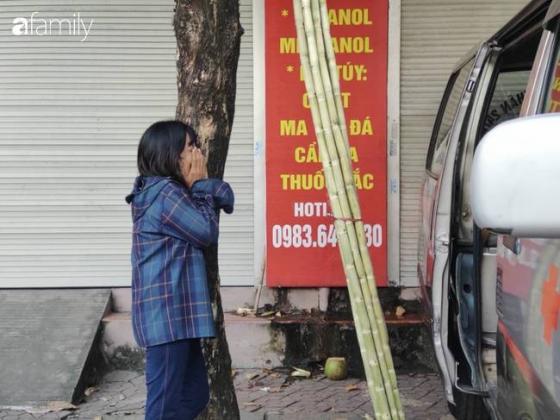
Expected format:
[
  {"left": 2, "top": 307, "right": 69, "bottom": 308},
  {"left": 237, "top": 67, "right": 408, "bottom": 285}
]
[{"left": 173, "top": 1, "right": 244, "bottom": 419}]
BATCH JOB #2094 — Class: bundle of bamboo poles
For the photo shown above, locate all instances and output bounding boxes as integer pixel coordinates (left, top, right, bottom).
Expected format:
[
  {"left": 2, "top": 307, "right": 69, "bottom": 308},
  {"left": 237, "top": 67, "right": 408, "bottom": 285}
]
[{"left": 293, "top": 1, "right": 404, "bottom": 418}]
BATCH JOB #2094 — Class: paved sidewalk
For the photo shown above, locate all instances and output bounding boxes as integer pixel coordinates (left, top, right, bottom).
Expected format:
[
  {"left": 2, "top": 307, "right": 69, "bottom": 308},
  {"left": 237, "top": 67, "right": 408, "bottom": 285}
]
[
  {"left": 0, "top": 368, "right": 451, "bottom": 420},
  {"left": 234, "top": 368, "right": 451, "bottom": 419}
]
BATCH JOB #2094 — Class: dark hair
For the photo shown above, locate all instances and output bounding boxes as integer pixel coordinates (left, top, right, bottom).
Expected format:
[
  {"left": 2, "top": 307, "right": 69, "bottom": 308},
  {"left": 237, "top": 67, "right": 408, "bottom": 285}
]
[{"left": 137, "top": 120, "right": 199, "bottom": 182}]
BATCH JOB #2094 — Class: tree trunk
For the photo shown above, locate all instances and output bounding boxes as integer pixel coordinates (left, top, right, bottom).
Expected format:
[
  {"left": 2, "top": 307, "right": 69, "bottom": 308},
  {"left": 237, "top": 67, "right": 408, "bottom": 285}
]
[{"left": 173, "top": 1, "right": 243, "bottom": 419}]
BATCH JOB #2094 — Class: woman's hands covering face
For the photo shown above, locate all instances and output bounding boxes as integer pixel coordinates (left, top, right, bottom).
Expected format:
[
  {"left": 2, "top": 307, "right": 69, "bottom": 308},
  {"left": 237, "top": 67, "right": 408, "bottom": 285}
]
[{"left": 181, "top": 142, "right": 207, "bottom": 188}]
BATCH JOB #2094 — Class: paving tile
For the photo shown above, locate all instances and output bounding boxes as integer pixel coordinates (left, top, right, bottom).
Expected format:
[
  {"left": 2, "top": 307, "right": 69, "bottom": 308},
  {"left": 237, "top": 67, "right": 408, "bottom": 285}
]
[
  {"left": 103, "top": 370, "right": 141, "bottom": 383},
  {"left": 0, "top": 368, "right": 450, "bottom": 419}
]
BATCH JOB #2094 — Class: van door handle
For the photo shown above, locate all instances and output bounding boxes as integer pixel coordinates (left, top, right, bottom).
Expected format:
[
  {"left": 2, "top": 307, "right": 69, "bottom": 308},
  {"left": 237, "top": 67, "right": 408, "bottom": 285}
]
[{"left": 435, "top": 235, "right": 449, "bottom": 251}]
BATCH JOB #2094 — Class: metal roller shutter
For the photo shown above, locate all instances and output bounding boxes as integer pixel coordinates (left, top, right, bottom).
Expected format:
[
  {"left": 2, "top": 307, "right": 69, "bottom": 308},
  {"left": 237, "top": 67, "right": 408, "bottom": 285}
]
[
  {"left": 221, "top": 0, "right": 254, "bottom": 285},
  {"left": 399, "top": 0, "right": 528, "bottom": 286},
  {"left": 0, "top": 0, "right": 253, "bottom": 287}
]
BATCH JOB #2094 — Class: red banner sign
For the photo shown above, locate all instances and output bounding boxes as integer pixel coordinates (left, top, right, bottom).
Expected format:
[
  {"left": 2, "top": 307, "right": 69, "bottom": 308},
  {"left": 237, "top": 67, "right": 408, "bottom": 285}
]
[{"left": 265, "top": 0, "right": 388, "bottom": 287}]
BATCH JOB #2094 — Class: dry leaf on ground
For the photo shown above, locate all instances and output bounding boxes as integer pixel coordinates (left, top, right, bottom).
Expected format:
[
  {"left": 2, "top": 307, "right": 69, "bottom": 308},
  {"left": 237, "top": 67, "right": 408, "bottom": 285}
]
[
  {"left": 46, "top": 401, "right": 77, "bottom": 412},
  {"left": 291, "top": 367, "right": 311, "bottom": 378},
  {"left": 84, "top": 387, "right": 98, "bottom": 397},
  {"left": 236, "top": 307, "right": 254, "bottom": 316}
]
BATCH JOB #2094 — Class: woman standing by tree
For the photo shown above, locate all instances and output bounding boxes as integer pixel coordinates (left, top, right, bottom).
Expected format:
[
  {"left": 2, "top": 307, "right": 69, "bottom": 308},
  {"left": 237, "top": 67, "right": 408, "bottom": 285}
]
[{"left": 125, "top": 120, "right": 234, "bottom": 419}]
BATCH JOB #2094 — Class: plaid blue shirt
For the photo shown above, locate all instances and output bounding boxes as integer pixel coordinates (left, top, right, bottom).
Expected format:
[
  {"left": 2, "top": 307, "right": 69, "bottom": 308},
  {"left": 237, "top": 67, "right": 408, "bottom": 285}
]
[{"left": 125, "top": 176, "right": 234, "bottom": 348}]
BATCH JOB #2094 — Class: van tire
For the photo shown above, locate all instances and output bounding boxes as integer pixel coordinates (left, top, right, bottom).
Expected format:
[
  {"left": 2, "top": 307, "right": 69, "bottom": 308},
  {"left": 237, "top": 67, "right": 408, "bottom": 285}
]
[{"left": 447, "top": 388, "right": 489, "bottom": 420}]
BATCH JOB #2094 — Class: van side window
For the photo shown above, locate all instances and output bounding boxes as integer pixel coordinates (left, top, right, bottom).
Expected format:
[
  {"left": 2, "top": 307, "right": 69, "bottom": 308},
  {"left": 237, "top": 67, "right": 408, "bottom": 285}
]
[
  {"left": 544, "top": 38, "right": 560, "bottom": 113},
  {"left": 427, "top": 58, "right": 474, "bottom": 177},
  {"left": 480, "top": 70, "right": 530, "bottom": 137}
]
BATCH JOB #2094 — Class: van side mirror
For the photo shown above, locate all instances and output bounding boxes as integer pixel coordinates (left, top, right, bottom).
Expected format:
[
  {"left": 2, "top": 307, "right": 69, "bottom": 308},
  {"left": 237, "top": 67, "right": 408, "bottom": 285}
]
[{"left": 471, "top": 114, "right": 560, "bottom": 238}]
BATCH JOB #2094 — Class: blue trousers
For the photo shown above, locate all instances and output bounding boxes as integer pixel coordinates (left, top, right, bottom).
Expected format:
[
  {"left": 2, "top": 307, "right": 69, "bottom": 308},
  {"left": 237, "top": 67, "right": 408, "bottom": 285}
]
[{"left": 144, "top": 338, "right": 210, "bottom": 420}]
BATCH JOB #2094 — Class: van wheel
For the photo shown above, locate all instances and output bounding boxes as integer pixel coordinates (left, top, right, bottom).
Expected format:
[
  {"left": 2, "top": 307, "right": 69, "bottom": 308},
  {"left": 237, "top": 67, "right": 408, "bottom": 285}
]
[{"left": 447, "top": 388, "right": 489, "bottom": 420}]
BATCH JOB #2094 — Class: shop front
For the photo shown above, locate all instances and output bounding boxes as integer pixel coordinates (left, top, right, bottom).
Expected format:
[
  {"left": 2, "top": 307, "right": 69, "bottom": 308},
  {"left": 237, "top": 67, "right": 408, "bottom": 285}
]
[{"left": 0, "top": 0, "right": 527, "bottom": 291}]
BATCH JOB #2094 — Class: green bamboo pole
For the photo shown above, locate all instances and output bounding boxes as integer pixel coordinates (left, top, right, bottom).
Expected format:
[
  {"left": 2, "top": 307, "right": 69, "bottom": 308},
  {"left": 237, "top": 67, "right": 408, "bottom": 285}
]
[
  {"left": 308, "top": 1, "right": 400, "bottom": 416},
  {"left": 293, "top": 0, "right": 404, "bottom": 418},
  {"left": 308, "top": 0, "right": 359, "bottom": 222},
  {"left": 294, "top": 2, "right": 391, "bottom": 419},
  {"left": 358, "top": 224, "right": 403, "bottom": 415},
  {"left": 315, "top": 2, "right": 403, "bottom": 417},
  {"left": 318, "top": 0, "right": 349, "bottom": 149},
  {"left": 301, "top": 2, "right": 350, "bottom": 220},
  {"left": 293, "top": 0, "right": 341, "bottom": 218}
]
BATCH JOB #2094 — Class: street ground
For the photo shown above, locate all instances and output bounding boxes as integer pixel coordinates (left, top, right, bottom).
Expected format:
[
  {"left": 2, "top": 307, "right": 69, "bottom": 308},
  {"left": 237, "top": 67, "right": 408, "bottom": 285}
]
[{"left": 0, "top": 368, "right": 451, "bottom": 420}]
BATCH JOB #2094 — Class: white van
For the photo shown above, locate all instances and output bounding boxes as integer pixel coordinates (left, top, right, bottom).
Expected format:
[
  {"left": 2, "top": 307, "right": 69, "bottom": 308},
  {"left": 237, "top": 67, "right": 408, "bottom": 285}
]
[{"left": 418, "top": 0, "right": 560, "bottom": 418}]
